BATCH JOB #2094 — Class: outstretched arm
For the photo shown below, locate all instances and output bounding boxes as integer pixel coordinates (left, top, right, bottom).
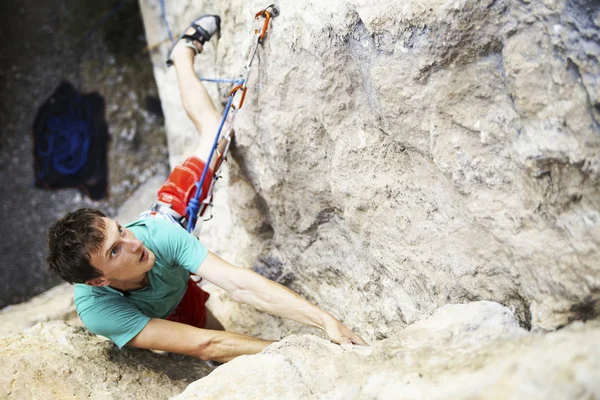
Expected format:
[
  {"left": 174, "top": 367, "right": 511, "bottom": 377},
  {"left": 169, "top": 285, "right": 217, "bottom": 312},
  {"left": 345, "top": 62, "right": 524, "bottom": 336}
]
[
  {"left": 129, "top": 318, "right": 275, "bottom": 363},
  {"left": 196, "top": 252, "right": 368, "bottom": 346}
]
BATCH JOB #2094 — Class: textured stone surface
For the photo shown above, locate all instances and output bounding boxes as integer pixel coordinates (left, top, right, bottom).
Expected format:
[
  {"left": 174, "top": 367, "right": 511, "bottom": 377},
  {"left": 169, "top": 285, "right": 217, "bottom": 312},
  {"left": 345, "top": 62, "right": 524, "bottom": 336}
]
[
  {"left": 0, "top": 321, "right": 212, "bottom": 399},
  {"left": 2, "top": 300, "right": 598, "bottom": 399},
  {"left": 0, "top": 283, "right": 78, "bottom": 338},
  {"left": 140, "top": 0, "right": 600, "bottom": 338},
  {"left": 174, "top": 302, "right": 600, "bottom": 400}
]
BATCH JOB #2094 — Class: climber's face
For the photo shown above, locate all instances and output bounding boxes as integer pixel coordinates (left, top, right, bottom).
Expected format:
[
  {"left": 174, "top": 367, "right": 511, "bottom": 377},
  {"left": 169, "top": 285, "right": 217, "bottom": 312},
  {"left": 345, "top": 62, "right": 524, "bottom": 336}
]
[{"left": 86, "top": 218, "right": 155, "bottom": 287}]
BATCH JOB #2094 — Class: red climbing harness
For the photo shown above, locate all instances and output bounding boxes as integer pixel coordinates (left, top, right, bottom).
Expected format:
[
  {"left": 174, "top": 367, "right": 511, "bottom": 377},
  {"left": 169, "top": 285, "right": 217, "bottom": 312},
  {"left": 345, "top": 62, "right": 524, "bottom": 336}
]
[{"left": 157, "top": 156, "right": 214, "bottom": 220}]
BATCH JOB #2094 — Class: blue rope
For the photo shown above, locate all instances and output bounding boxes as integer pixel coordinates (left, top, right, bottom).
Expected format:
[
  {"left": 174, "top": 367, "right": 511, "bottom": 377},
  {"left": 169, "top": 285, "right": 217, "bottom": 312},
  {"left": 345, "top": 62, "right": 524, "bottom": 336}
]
[
  {"left": 37, "top": 92, "right": 92, "bottom": 178},
  {"left": 185, "top": 92, "right": 237, "bottom": 232},
  {"left": 199, "top": 78, "right": 245, "bottom": 84},
  {"left": 160, "top": 0, "right": 175, "bottom": 44}
]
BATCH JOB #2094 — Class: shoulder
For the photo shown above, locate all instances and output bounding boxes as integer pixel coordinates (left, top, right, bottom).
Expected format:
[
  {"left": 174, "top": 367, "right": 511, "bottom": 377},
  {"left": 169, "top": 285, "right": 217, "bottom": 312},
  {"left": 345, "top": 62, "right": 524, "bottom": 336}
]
[
  {"left": 74, "top": 284, "right": 124, "bottom": 313},
  {"left": 126, "top": 216, "right": 182, "bottom": 232},
  {"left": 126, "top": 217, "right": 189, "bottom": 243},
  {"left": 74, "top": 283, "right": 106, "bottom": 304},
  {"left": 73, "top": 284, "right": 150, "bottom": 348},
  {"left": 131, "top": 216, "right": 202, "bottom": 252},
  {"left": 125, "top": 216, "right": 208, "bottom": 272}
]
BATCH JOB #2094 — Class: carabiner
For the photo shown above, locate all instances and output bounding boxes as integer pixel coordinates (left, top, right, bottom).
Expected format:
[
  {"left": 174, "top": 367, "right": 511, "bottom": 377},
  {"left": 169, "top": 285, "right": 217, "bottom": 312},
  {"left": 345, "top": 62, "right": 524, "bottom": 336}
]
[
  {"left": 229, "top": 84, "right": 248, "bottom": 109},
  {"left": 254, "top": 4, "right": 279, "bottom": 41}
]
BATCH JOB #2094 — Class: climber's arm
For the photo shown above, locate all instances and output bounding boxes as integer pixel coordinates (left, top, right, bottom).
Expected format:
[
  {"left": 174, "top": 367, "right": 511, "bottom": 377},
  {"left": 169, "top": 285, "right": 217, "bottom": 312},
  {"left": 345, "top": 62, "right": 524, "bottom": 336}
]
[
  {"left": 196, "top": 252, "right": 368, "bottom": 346},
  {"left": 128, "top": 318, "right": 274, "bottom": 362}
]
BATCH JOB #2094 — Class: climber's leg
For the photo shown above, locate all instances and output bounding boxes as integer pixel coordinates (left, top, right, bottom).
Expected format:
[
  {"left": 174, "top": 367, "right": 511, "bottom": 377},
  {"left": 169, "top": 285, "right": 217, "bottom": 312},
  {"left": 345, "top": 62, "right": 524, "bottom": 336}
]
[
  {"left": 171, "top": 43, "right": 222, "bottom": 168},
  {"left": 151, "top": 15, "right": 233, "bottom": 223}
]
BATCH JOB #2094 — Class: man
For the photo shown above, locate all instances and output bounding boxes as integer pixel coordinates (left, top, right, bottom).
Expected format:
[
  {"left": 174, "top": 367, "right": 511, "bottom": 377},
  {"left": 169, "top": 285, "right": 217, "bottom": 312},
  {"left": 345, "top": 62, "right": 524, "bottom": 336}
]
[{"left": 47, "top": 15, "right": 367, "bottom": 363}]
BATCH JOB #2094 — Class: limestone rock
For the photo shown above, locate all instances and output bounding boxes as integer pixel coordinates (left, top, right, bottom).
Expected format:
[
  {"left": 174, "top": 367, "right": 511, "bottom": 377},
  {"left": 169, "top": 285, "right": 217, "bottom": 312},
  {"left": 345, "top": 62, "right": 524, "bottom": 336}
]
[
  {"left": 139, "top": 0, "right": 600, "bottom": 337},
  {"left": 174, "top": 302, "right": 600, "bottom": 399},
  {"left": 0, "top": 283, "right": 78, "bottom": 338},
  {"left": 2, "top": 301, "right": 598, "bottom": 399},
  {"left": 0, "top": 321, "right": 212, "bottom": 399}
]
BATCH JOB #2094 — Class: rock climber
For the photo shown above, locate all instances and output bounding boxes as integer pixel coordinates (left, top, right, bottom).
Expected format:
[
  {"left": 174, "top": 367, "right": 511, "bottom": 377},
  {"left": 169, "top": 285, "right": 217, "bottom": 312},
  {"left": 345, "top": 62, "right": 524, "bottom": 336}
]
[{"left": 47, "top": 15, "right": 368, "bottom": 363}]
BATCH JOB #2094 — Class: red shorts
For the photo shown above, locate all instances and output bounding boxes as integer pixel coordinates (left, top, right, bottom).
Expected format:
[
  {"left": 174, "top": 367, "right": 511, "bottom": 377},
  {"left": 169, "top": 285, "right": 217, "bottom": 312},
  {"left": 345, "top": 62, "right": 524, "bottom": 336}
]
[
  {"left": 157, "top": 156, "right": 214, "bottom": 217},
  {"left": 166, "top": 277, "right": 211, "bottom": 328}
]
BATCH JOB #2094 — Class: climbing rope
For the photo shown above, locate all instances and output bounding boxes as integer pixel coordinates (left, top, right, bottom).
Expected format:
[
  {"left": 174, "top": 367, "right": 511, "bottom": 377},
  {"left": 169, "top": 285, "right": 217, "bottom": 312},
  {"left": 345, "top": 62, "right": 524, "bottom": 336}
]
[
  {"left": 160, "top": 4, "right": 279, "bottom": 234},
  {"left": 159, "top": 0, "right": 175, "bottom": 45}
]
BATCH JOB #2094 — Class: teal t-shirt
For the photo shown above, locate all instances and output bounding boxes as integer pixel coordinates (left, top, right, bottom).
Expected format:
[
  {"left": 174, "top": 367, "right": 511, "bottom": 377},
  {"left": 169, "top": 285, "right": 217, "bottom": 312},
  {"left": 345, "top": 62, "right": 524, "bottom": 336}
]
[{"left": 74, "top": 217, "right": 208, "bottom": 348}]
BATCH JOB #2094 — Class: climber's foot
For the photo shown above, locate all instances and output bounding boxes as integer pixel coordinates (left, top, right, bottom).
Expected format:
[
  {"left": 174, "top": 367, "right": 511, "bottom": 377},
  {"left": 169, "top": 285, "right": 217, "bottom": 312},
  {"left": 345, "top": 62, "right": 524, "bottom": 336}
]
[{"left": 166, "top": 15, "right": 221, "bottom": 67}]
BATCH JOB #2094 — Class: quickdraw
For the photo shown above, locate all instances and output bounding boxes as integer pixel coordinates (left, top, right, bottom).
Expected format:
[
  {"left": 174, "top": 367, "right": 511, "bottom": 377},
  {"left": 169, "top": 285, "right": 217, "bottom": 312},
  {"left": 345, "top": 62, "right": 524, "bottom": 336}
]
[{"left": 184, "top": 4, "right": 279, "bottom": 235}]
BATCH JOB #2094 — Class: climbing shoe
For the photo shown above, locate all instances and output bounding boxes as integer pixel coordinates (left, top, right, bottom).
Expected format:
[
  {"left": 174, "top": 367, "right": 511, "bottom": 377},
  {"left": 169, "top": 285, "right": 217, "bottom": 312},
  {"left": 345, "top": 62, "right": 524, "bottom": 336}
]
[{"left": 166, "top": 15, "right": 221, "bottom": 67}]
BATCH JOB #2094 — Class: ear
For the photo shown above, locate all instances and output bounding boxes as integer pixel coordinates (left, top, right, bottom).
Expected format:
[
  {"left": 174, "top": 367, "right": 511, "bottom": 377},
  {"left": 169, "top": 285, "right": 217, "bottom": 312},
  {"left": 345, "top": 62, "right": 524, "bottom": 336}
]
[{"left": 85, "top": 277, "right": 110, "bottom": 287}]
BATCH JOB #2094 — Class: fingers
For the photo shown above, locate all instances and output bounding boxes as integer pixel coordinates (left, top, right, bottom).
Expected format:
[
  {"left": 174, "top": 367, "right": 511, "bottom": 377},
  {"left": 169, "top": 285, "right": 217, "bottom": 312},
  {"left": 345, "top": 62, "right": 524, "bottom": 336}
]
[
  {"left": 340, "top": 341, "right": 353, "bottom": 351},
  {"left": 338, "top": 324, "right": 369, "bottom": 346},
  {"left": 324, "top": 317, "right": 370, "bottom": 347},
  {"left": 349, "top": 332, "right": 369, "bottom": 346},
  {"left": 329, "top": 325, "right": 369, "bottom": 347},
  {"left": 338, "top": 332, "right": 368, "bottom": 351},
  {"left": 329, "top": 331, "right": 350, "bottom": 345}
]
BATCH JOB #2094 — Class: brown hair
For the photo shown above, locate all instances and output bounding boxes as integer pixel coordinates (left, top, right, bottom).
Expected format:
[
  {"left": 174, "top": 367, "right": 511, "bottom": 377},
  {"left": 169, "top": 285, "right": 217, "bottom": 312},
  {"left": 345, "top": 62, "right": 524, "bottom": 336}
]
[{"left": 47, "top": 208, "right": 107, "bottom": 284}]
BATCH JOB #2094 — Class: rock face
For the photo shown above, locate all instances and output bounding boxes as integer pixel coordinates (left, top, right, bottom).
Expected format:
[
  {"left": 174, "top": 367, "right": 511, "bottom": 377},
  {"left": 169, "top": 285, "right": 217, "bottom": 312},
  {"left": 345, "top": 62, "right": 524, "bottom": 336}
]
[
  {"left": 0, "top": 283, "right": 78, "bottom": 338},
  {"left": 2, "top": 300, "right": 599, "bottom": 399},
  {"left": 174, "top": 302, "right": 600, "bottom": 399},
  {"left": 140, "top": 0, "right": 600, "bottom": 337},
  {"left": 0, "top": 321, "right": 212, "bottom": 399}
]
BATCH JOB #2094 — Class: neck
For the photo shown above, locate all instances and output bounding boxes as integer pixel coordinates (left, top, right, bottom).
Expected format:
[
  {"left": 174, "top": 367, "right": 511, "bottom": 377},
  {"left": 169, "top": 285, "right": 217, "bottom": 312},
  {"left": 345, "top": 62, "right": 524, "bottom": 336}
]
[{"left": 109, "top": 273, "right": 150, "bottom": 292}]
